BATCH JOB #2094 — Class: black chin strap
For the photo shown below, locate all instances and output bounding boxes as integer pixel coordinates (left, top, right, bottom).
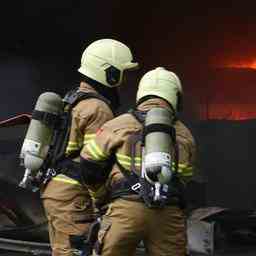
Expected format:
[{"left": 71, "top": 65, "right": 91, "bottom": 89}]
[{"left": 82, "top": 76, "right": 120, "bottom": 112}]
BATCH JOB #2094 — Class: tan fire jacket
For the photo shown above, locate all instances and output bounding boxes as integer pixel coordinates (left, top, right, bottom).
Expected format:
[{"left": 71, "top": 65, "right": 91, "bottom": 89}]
[
  {"left": 81, "top": 99, "right": 196, "bottom": 197},
  {"left": 51, "top": 82, "right": 114, "bottom": 185}
]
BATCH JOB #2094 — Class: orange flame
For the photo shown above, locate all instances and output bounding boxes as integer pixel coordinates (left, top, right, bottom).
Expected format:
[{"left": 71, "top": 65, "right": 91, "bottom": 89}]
[{"left": 224, "top": 60, "right": 256, "bottom": 69}]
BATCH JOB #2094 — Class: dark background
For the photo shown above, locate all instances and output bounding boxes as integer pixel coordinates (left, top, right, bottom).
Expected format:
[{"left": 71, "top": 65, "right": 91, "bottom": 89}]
[
  {"left": 1, "top": 1, "right": 256, "bottom": 119},
  {"left": 0, "top": 1, "right": 256, "bottom": 209}
]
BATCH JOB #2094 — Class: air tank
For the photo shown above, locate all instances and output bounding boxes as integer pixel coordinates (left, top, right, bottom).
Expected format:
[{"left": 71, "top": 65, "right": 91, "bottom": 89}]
[
  {"left": 144, "top": 107, "right": 174, "bottom": 185},
  {"left": 20, "top": 92, "right": 63, "bottom": 180}
]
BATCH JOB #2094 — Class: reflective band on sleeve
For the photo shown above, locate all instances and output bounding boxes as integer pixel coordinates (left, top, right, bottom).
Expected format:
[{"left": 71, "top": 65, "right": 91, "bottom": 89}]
[
  {"left": 67, "top": 141, "right": 78, "bottom": 146},
  {"left": 116, "top": 153, "right": 130, "bottom": 161},
  {"left": 86, "top": 145, "right": 99, "bottom": 160},
  {"left": 116, "top": 153, "right": 141, "bottom": 163},
  {"left": 52, "top": 176, "right": 81, "bottom": 185},
  {"left": 117, "top": 159, "right": 131, "bottom": 167},
  {"left": 117, "top": 160, "right": 141, "bottom": 168},
  {"left": 84, "top": 134, "right": 96, "bottom": 144},
  {"left": 172, "top": 162, "right": 194, "bottom": 177},
  {"left": 116, "top": 153, "right": 141, "bottom": 169},
  {"left": 67, "top": 141, "right": 79, "bottom": 148},
  {"left": 117, "top": 160, "right": 130, "bottom": 170},
  {"left": 179, "top": 167, "right": 193, "bottom": 176},
  {"left": 86, "top": 140, "right": 107, "bottom": 160},
  {"left": 135, "top": 157, "right": 141, "bottom": 163},
  {"left": 66, "top": 141, "right": 80, "bottom": 154},
  {"left": 66, "top": 145, "right": 79, "bottom": 150}
]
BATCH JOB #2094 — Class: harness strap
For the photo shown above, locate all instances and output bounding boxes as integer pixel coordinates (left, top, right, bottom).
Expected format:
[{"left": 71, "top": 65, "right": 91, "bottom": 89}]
[
  {"left": 55, "top": 158, "right": 83, "bottom": 183},
  {"left": 110, "top": 177, "right": 185, "bottom": 208},
  {"left": 111, "top": 109, "right": 185, "bottom": 208},
  {"left": 52, "top": 89, "right": 111, "bottom": 165},
  {"left": 32, "top": 110, "right": 60, "bottom": 128},
  {"left": 143, "top": 123, "right": 175, "bottom": 139},
  {"left": 63, "top": 88, "right": 111, "bottom": 109},
  {"left": 110, "top": 178, "right": 136, "bottom": 200},
  {"left": 32, "top": 88, "right": 114, "bottom": 189}
]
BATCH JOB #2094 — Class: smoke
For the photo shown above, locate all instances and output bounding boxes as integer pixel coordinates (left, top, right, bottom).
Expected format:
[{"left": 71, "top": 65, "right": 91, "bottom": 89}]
[
  {"left": 0, "top": 54, "right": 77, "bottom": 121},
  {"left": 0, "top": 57, "right": 40, "bottom": 120}
]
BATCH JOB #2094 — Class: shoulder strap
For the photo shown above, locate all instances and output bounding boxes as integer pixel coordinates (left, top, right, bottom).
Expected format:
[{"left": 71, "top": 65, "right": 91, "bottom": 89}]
[
  {"left": 128, "top": 109, "right": 147, "bottom": 124},
  {"left": 54, "top": 89, "right": 112, "bottom": 162},
  {"left": 63, "top": 88, "right": 112, "bottom": 109}
]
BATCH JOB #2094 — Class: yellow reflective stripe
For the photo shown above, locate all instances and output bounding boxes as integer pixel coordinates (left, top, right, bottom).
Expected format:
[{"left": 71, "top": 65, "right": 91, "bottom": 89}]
[
  {"left": 84, "top": 134, "right": 96, "bottom": 140},
  {"left": 67, "top": 141, "right": 79, "bottom": 146},
  {"left": 117, "top": 160, "right": 141, "bottom": 168},
  {"left": 86, "top": 143, "right": 100, "bottom": 160},
  {"left": 178, "top": 163, "right": 190, "bottom": 169},
  {"left": 66, "top": 147, "right": 80, "bottom": 154},
  {"left": 66, "top": 145, "right": 79, "bottom": 150},
  {"left": 116, "top": 153, "right": 141, "bottom": 163},
  {"left": 90, "top": 140, "right": 107, "bottom": 159},
  {"left": 177, "top": 168, "right": 193, "bottom": 173},
  {"left": 84, "top": 134, "right": 96, "bottom": 144},
  {"left": 116, "top": 153, "right": 130, "bottom": 161},
  {"left": 116, "top": 155, "right": 131, "bottom": 167},
  {"left": 117, "top": 161, "right": 130, "bottom": 170},
  {"left": 86, "top": 140, "right": 107, "bottom": 160},
  {"left": 67, "top": 141, "right": 79, "bottom": 147},
  {"left": 118, "top": 159, "right": 131, "bottom": 167},
  {"left": 118, "top": 161, "right": 141, "bottom": 167},
  {"left": 172, "top": 162, "right": 190, "bottom": 169},
  {"left": 179, "top": 167, "right": 193, "bottom": 176},
  {"left": 116, "top": 154, "right": 141, "bottom": 169},
  {"left": 52, "top": 176, "right": 81, "bottom": 185},
  {"left": 66, "top": 141, "right": 80, "bottom": 152},
  {"left": 173, "top": 163, "right": 194, "bottom": 176},
  {"left": 116, "top": 153, "right": 141, "bottom": 162}
]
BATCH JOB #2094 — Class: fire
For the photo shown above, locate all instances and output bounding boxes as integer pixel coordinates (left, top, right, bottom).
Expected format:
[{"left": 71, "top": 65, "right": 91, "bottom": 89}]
[{"left": 224, "top": 60, "right": 256, "bottom": 70}]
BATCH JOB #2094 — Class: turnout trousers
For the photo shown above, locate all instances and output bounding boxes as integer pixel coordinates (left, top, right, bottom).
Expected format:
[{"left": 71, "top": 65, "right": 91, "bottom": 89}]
[
  {"left": 93, "top": 198, "right": 187, "bottom": 256},
  {"left": 41, "top": 175, "right": 94, "bottom": 256}
]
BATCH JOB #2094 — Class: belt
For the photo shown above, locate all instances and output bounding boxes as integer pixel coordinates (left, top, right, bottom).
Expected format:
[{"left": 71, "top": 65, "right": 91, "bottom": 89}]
[
  {"left": 57, "top": 158, "right": 83, "bottom": 183},
  {"left": 110, "top": 178, "right": 185, "bottom": 209}
]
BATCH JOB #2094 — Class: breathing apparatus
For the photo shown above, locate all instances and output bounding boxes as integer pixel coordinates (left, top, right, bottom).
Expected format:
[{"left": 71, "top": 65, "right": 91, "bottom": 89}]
[
  {"left": 134, "top": 67, "right": 182, "bottom": 207},
  {"left": 19, "top": 88, "right": 112, "bottom": 191},
  {"left": 19, "top": 92, "right": 63, "bottom": 191},
  {"left": 130, "top": 106, "right": 177, "bottom": 208}
]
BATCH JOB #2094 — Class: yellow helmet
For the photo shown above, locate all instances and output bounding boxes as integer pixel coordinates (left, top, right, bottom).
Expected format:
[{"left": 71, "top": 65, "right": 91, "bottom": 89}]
[
  {"left": 136, "top": 67, "right": 182, "bottom": 112},
  {"left": 78, "top": 39, "right": 138, "bottom": 87}
]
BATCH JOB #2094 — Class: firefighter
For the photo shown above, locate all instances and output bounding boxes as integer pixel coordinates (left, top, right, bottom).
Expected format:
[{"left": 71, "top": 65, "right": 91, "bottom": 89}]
[
  {"left": 41, "top": 39, "right": 138, "bottom": 256},
  {"left": 80, "top": 67, "right": 196, "bottom": 256}
]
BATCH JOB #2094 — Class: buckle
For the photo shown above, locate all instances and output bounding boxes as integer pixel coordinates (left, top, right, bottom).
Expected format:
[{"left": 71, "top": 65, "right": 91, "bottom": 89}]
[
  {"left": 131, "top": 182, "right": 141, "bottom": 192},
  {"left": 43, "top": 168, "right": 57, "bottom": 184}
]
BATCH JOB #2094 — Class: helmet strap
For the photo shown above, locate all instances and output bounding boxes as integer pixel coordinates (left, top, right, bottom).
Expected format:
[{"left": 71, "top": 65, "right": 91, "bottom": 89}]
[
  {"left": 81, "top": 75, "right": 120, "bottom": 112},
  {"left": 177, "top": 92, "right": 183, "bottom": 112}
]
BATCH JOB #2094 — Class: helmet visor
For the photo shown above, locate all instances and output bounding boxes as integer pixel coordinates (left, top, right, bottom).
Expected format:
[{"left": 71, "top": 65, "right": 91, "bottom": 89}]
[{"left": 122, "top": 61, "right": 139, "bottom": 71}]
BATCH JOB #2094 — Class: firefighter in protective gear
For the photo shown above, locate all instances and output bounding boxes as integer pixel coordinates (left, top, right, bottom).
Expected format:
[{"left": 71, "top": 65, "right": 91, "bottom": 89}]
[
  {"left": 80, "top": 67, "right": 196, "bottom": 256},
  {"left": 41, "top": 39, "right": 138, "bottom": 256}
]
